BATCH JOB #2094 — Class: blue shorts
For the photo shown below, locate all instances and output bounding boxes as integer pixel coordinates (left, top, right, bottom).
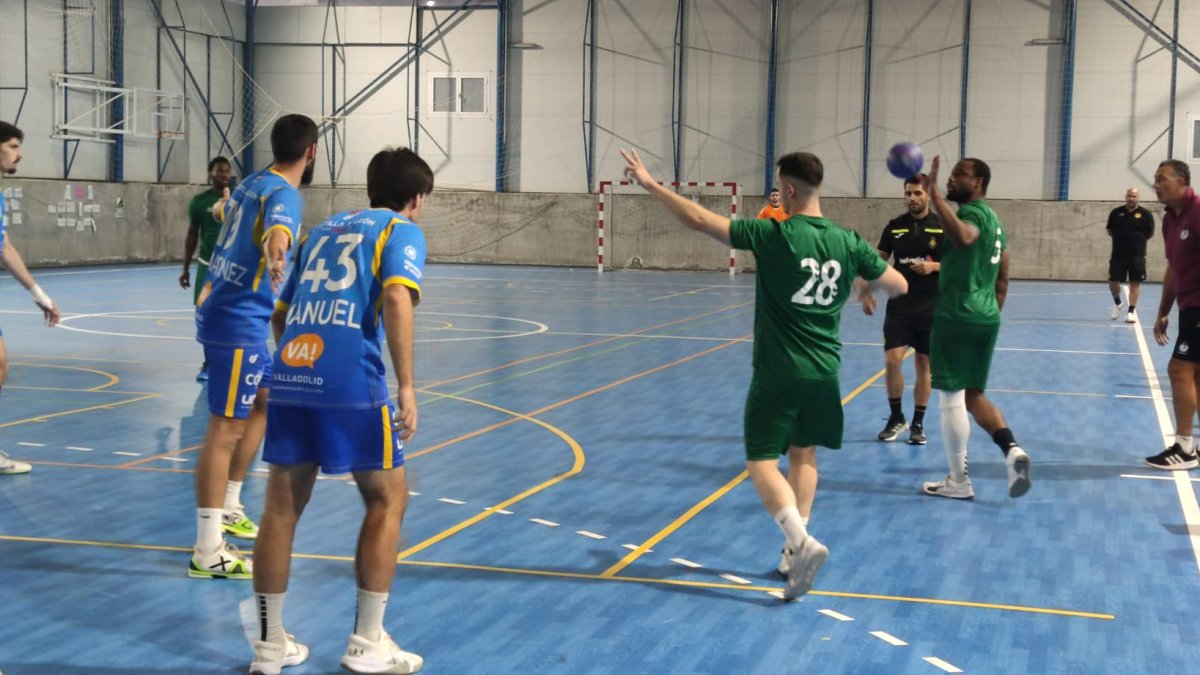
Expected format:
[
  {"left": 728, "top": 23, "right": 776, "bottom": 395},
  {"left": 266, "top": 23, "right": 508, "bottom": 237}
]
[
  {"left": 203, "top": 344, "right": 273, "bottom": 419},
  {"left": 263, "top": 403, "right": 406, "bottom": 474}
]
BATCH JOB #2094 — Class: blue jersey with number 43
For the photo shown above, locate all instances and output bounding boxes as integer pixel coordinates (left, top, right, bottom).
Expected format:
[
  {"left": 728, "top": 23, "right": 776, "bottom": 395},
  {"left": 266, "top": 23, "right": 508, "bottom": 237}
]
[
  {"left": 271, "top": 208, "right": 426, "bottom": 409},
  {"left": 196, "top": 168, "right": 302, "bottom": 347}
]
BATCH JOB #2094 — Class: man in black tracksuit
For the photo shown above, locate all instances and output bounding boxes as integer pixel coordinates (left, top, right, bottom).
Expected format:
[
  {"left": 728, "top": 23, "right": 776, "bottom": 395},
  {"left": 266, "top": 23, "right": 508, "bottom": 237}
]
[{"left": 1107, "top": 187, "right": 1155, "bottom": 323}]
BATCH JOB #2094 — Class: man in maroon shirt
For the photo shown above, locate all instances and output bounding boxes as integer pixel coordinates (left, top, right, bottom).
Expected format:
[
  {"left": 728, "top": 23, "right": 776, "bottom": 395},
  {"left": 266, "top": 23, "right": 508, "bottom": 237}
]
[{"left": 1148, "top": 159, "right": 1200, "bottom": 470}]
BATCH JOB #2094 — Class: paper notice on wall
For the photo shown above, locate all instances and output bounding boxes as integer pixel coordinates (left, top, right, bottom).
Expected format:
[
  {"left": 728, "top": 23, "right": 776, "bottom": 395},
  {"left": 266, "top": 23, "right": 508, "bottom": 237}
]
[
  {"left": 80, "top": 218, "right": 96, "bottom": 232},
  {"left": 77, "top": 202, "right": 84, "bottom": 216},
  {"left": 48, "top": 204, "right": 57, "bottom": 214},
  {"left": 87, "top": 185, "right": 94, "bottom": 200},
  {"left": 11, "top": 213, "right": 22, "bottom": 226},
  {"left": 14, "top": 188, "right": 21, "bottom": 199},
  {"left": 115, "top": 198, "right": 125, "bottom": 219},
  {"left": 2, "top": 188, "right": 11, "bottom": 199},
  {"left": 90, "top": 204, "right": 101, "bottom": 214},
  {"left": 73, "top": 185, "right": 86, "bottom": 200},
  {"left": 10, "top": 199, "right": 19, "bottom": 210},
  {"left": 56, "top": 217, "right": 67, "bottom": 228},
  {"left": 63, "top": 185, "right": 72, "bottom": 200}
]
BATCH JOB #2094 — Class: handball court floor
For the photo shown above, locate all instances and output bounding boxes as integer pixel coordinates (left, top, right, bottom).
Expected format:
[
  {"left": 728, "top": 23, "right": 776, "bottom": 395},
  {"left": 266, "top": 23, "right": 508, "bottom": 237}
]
[{"left": 0, "top": 263, "right": 1197, "bottom": 674}]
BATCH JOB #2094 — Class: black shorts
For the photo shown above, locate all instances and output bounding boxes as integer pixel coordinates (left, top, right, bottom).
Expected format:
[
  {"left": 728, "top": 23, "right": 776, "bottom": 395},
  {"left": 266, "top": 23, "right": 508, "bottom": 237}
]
[
  {"left": 883, "top": 299, "right": 934, "bottom": 354},
  {"left": 1173, "top": 307, "right": 1200, "bottom": 362},
  {"left": 1108, "top": 256, "right": 1147, "bottom": 283}
]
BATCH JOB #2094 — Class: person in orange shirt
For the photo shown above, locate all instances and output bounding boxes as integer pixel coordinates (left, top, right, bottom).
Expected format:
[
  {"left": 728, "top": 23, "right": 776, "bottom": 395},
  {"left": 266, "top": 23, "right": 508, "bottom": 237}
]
[{"left": 757, "top": 187, "right": 789, "bottom": 220}]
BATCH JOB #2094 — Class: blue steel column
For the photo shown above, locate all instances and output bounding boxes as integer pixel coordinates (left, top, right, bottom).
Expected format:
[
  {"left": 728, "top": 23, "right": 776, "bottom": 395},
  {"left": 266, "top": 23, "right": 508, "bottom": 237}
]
[
  {"left": 671, "top": 0, "right": 686, "bottom": 186},
  {"left": 861, "top": 0, "right": 873, "bottom": 196},
  {"left": 109, "top": 0, "right": 124, "bottom": 182},
  {"left": 763, "top": 0, "right": 779, "bottom": 191},
  {"left": 1168, "top": 0, "right": 1179, "bottom": 156},
  {"left": 1056, "top": 0, "right": 1077, "bottom": 201},
  {"left": 495, "top": 0, "right": 508, "bottom": 192},
  {"left": 413, "top": 7, "right": 423, "bottom": 156},
  {"left": 959, "top": 0, "right": 971, "bottom": 157},
  {"left": 241, "top": 0, "right": 256, "bottom": 175},
  {"left": 583, "top": 0, "right": 596, "bottom": 192}
]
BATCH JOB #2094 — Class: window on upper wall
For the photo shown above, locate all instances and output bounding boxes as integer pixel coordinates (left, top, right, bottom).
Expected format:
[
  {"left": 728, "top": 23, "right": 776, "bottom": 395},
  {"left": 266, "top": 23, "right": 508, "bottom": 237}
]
[
  {"left": 429, "top": 74, "right": 489, "bottom": 116},
  {"left": 1191, "top": 115, "right": 1200, "bottom": 162}
]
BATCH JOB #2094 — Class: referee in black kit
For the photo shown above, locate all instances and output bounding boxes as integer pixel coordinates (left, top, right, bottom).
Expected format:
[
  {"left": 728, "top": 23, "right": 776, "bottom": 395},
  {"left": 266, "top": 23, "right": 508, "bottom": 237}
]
[
  {"left": 864, "top": 175, "right": 944, "bottom": 445},
  {"left": 1107, "top": 187, "right": 1154, "bottom": 324}
]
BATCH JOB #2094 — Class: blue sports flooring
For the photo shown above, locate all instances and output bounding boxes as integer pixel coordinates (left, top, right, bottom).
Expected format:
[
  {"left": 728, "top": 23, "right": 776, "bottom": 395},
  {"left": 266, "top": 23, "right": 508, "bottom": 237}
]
[{"left": 1, "top": 263, "right": 1198, "bottom": 674}]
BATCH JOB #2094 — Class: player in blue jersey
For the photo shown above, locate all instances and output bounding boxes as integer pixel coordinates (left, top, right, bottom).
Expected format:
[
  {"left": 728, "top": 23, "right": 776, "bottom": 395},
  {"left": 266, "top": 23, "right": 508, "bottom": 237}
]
[
  {"left": 188, "top": 114, "right": 317, "bottom": 580},
  {"left": 0, "top": 121, "right": 61, "bottom": 476},
  {"left": 247, "top": 147, "right": 430, "bottom": 675}
]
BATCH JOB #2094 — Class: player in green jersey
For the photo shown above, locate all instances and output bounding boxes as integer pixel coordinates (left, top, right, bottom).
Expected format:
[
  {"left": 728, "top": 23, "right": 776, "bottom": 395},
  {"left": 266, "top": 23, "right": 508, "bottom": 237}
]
[
  {"left": 181, "top": 156, "right": 233, "bottom": 382},
  {"left": 621, "top": 148, "right": 907, "bottom": 600},
  {"left": 919, "top": 156, "right": 1031, "bottom": 500}
]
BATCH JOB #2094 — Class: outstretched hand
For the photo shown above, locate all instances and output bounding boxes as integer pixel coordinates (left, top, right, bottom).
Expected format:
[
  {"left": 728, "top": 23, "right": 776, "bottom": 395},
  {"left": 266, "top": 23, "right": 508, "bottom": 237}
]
[
  {"left": 918, "top": 156, "right": 941, "bottom": 200},
  {"left": 620, "top": 148, "right": 656, "bottom": 189}
]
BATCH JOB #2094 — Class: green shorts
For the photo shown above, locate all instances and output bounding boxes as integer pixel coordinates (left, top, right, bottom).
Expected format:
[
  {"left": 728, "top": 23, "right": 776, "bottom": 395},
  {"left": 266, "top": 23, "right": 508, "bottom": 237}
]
[
  {"left": 743, "top": 370, "right": 843, "bottom": 461},
  {"left": 193, "top": 261, "right": 209, "bottom": 305},
  {"left": 929, "top": 316, "right": 1000, "bottom": 391}
]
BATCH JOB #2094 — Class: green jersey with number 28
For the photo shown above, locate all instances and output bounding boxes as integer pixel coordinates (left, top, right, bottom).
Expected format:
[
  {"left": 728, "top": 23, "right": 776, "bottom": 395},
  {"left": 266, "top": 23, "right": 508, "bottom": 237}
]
[{"left": 730, "top": 215, "right": 889, "bottom": 380}]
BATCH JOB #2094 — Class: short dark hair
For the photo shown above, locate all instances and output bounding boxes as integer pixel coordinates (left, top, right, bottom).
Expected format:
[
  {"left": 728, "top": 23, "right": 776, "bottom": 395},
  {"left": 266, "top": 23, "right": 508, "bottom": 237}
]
[
  {"left": 207, "top": 156, "right": 231, "bottom": 172},
  {"left": 776, "top": 152, "right": 823, "bottom": 189},
  {"left": 962, "top": 157, "right": 991, "bottom": 193},
  {"left": 0, "top": 121, "right": 24, "bottom": 144},
  {"left": 367, "top": 147, "right": 434, "bottom": 211},
  {"left": 270, "top": 114, "right": 318, "bottom": 164},
  {"left": 769, "top": 187, "right": 780, "bottom": 194},
  {"left": 904, "top": 175, "right": 924, "bottom": 189},
  {"left": 1159, "top": 159, "right": 1191, "bottom": 186}
]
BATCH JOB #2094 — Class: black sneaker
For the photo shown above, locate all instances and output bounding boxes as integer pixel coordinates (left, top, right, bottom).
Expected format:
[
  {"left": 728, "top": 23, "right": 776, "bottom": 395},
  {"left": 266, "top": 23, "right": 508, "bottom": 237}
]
[
  {"left": 1145, "top": 443, "right": 1199, "bottom": 470},
  {"left": 908, "top": 424, "right": 927, "bottom": 445},
  {"left": 877, "top": 419, "right": 908, "bottom": 442}
]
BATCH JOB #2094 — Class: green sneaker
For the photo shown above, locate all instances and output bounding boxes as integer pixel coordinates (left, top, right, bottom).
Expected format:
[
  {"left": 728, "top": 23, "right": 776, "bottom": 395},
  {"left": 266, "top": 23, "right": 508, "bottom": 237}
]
[
  {"left": 222, "top": 509, "right": 259, "bottom": 540},
  {"left": 188, "top": 542, "right": 253, "bottom": 580}
]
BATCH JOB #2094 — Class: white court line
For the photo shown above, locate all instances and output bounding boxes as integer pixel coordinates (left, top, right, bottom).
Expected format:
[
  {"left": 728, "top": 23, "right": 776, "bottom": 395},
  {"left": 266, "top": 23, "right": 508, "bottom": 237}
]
[
  {"left": 670, "top": 558, "right": 703, "bottom": 568},
  {"left": 112, "top": 451, "right": 140, "bottom": 457},
  {"left": 575, "top": 530, "right": 607, "bottom": 540},
  {"left": 923, "top": 656, "right": 964, "bottom": 673},
  {"left": 869, "top": 631, "right": 908, "bottom": 646},
  {"left": 1121, "top": 473, "right": 1200, "bottom": 483},
  {"left": 485, "top": 508, "right": 514, "bottom": 515},
  {"left": 17, "top": 442, "right": 45, "bottom": 447},
  {"left": 622, "top": 543, "right": 653, "bottom": 552},
  {"left": 1128, "top": 286, "right": 1200, "bottom": 576},
  {"left": 408, "top": 491, "right": 422, "bottom": 496},
  {"left": 529, "top": 518, "right": 559, "bottom": 527},
  {"left": 66, "top": 446, "right": 94, "bottom": 452},
  {"left": 720, "top": 574, "right": 752, "bottom": 585},
  {"left": 161, "top": 457, "right": 188, "bottom": 463},
  {"left": 818, "top": 609, "right": 854, "bottom": 622},
  {"left": 767, "top": 591, "right": 786, "bottom": 600},
  {"left": 438, "top": 498, "right": 466, "bottom": 505}
]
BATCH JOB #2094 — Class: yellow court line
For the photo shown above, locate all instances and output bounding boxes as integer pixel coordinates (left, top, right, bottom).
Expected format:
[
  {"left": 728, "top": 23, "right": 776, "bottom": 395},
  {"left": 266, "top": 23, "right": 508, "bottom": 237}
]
[
  {"left": 601, "top": 354, "right": 908, "bottom": 578},
  {"left": 395, "top": 391, "right": 586, "bottom": 560},
  {"left": 0, "top": 534, "right": 1113, "bottom": 620},
  {"left": 3, "top": 385, "right": 156, "bottom": 395},
  {"left": 0, "top": 394, "right": 159, "bottom": 429},
  {"left": 10, "top": 361, "right": 122, "bottom": 391}
]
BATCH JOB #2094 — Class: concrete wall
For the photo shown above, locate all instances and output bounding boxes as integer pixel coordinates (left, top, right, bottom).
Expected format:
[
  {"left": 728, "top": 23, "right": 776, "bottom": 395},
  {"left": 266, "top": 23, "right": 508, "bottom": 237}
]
[{"left": 0, "top": 176, "right": 1162, "bottom": 284}]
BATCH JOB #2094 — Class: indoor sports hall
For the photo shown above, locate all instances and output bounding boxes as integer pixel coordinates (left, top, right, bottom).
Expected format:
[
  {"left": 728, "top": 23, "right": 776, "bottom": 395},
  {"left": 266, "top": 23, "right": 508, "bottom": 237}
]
[{"left": 1, "top": 2, "right": 1199, "bottom": 674}]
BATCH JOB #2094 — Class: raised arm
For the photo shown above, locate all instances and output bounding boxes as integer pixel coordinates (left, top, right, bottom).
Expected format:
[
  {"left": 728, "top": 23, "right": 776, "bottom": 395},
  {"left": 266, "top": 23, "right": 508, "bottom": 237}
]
[
  {"left": 620, "top": 148, "right": 732, "bottom": 246},
  {"left": 920, "top": 156, "right": 979, "bottom": 248}
]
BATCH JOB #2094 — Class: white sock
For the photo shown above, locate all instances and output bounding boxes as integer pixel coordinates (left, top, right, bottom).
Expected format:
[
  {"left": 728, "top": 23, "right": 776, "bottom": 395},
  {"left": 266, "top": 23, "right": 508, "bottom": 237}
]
[
  {"left": 196, "top": 508, "right": 224, "bottom": 554},
  {"left": 1175, "top": 435, "right": 1194, "bottom": 453},
  {"left": 224, "top": 480, "right": 244, "bottom": 512},
  {"left": 774, "top": 506, "right": 808, "bottom": 550},
  {"left": 939, "top": 390, "right": 970, "bottom": 483},
  {"left": 255, "top": 592, "right": 287, "bottom": 644},
  {"left": 801, "top": 516, "right": 809, "bottom": 528},
  {"left": 354, "top": 589, "right": 389, "bottom": 642}
]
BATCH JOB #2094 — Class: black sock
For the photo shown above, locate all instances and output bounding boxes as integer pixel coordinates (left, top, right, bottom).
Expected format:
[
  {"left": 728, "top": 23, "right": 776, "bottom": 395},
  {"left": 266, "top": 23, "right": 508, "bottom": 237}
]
[
  {"left": 888, "top": 398, "right": 903, "bottom": 422},
  {"left": 1128, "top": 305, "right": 1136, "bottom": 312},
  {"left": 912, "top": 405, "right": 927, "bottom": 427},
  {"left": 992, "top": 427, "right": 1018, "bottom": 456},
  {"left": 1112, "top": 295, "right": 1121, "bottom": 305}
]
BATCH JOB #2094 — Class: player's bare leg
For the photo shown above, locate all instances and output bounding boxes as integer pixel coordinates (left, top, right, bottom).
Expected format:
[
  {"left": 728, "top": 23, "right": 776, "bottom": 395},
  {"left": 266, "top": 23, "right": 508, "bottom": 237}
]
[
  {"left": 965, "top": 389, "right": 1030, "bottom": 498},
  {"left": 878, "top": 346, "right": 909, "bottom": 441},
  {"left": 749, "top": 457, "right": 827, "bottom": 600}
]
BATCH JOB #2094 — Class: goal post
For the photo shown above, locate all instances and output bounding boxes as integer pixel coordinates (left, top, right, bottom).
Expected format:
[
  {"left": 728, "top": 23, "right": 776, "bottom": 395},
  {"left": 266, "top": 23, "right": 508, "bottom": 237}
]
[{"left": 597, "top": 180, "right": 740, "bottom": 276}]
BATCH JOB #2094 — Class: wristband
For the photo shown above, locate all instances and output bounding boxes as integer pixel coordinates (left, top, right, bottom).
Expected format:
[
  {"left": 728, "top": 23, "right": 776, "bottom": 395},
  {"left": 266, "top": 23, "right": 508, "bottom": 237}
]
[{"left": 30, "top": 284, "right": 53, "bottom": 309}]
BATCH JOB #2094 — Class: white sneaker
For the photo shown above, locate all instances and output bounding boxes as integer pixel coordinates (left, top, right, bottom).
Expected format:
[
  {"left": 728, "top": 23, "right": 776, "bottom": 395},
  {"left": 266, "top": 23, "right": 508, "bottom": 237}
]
[
  {"left": 777, "top": 545, "right": 792, "bottom": 577},
  {"left": 782, "top": 534, "right": 828, "bottom": 601},
  {"left": 1006, "top": 447, "right": 1032, "bottom": 498},
  {"left": 189, "top": 540, "right": 253, "bottom": 579},
  {"left": 249, "top": 633, "right": 309, "bottom": 674},
  {"left": 0, "top": 451, "right": 32, "bottom": 475},
  {"left": 1125, "top": 309, "right": 1137, "bottom": 324},
  {"left": 922, "top": 475, "right": 975, "bottom": 499},
  {"left": 341, "top": 631, "right": 424, "bottom": 674},
  {"left": 1110, "top": 303, "right": 1121, "bottom": 320}
]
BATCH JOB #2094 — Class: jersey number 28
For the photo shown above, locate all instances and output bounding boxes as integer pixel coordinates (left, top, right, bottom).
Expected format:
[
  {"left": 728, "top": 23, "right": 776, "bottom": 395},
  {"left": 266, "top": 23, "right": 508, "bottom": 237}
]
[{"left": 791, "top": 258, "right": 842, "bottom": 307}]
